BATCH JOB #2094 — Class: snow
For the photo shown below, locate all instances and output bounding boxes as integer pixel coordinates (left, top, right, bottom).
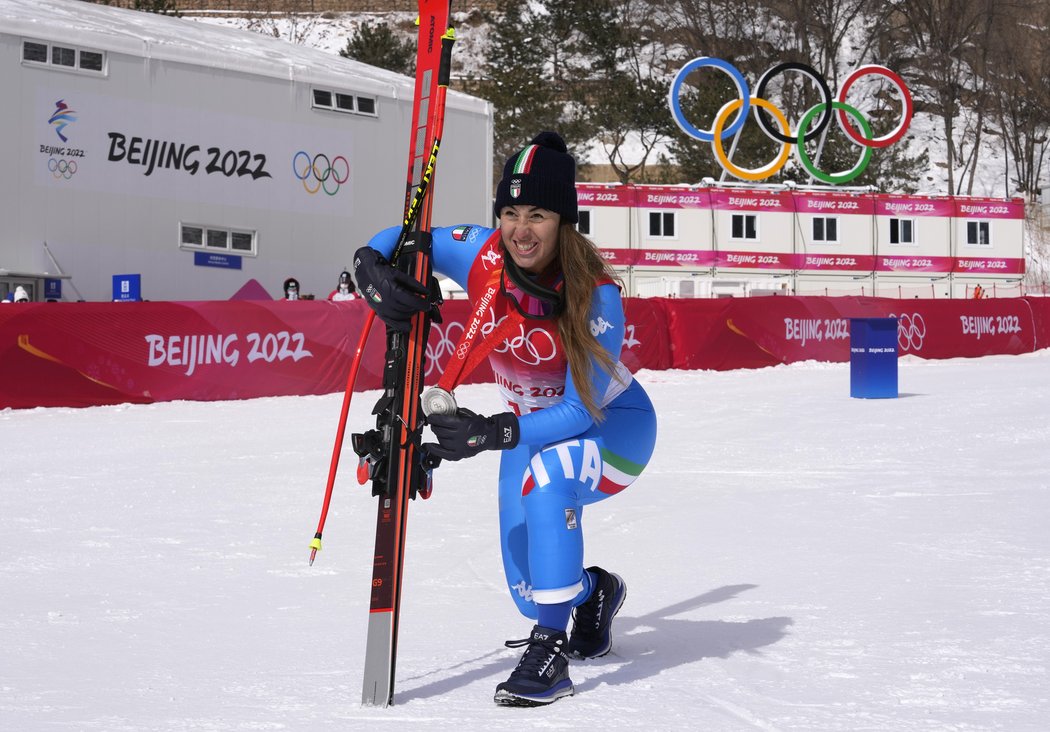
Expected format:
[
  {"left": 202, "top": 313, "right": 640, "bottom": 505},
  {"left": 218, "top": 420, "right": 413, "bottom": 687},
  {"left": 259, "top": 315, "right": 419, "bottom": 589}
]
[{"left": 3, "top": 352, "right": 1049, "bottom": 730}]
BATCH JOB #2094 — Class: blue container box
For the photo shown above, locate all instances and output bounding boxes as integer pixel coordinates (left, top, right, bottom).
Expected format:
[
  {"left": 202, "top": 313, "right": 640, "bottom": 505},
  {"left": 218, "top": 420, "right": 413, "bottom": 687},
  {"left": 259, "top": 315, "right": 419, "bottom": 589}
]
[{"left": 849, "top": 317, "right": 898, "bottom": 399}]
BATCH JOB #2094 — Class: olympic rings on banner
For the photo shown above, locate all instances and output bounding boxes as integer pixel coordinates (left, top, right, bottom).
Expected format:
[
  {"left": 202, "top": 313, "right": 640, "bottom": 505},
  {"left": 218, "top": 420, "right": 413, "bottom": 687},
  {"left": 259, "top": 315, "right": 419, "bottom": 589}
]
[
  {"left": 668, "top": 57, "right": 912, "bottom": 183},
  {"left": 48, "top": 157, "right": 77, "bottom": 179},
  {"left": 890, "top": 313, "right": 926, "bottom": 353},
  {"left": 426, "top": 321, "right": 464, "bottom": 377},
  {"left": 292, "top": 151, "right": 350, "bottom": 195}
]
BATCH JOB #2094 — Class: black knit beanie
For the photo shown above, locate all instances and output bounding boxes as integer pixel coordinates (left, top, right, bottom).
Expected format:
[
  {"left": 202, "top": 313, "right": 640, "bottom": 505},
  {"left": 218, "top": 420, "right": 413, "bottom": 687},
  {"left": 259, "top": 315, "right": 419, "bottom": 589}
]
[{"left": 493, "top": 131, "right": 578, "bottom": 224}]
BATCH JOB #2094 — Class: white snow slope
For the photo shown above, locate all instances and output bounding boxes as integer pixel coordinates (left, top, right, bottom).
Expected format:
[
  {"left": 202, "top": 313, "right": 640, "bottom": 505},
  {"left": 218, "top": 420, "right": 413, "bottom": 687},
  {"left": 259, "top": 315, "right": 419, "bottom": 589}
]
[{"left": 2, "top": 353, "right": 1049, "bottom": 731}]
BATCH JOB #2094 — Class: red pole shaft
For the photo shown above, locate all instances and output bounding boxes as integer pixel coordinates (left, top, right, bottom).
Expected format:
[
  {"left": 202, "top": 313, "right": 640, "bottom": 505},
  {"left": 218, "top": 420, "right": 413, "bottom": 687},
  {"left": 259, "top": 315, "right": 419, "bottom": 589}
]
[{"left": 310, "top": 309, "right": 377, "bottom": 564}]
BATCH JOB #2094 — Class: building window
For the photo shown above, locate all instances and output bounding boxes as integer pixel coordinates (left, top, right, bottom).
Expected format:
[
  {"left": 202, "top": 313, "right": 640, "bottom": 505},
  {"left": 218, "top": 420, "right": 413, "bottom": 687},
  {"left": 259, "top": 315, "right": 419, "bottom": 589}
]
[
  {"left": 23, "top": 41, "right": 47, "bottom": 63},
  {"left": 335, "top": 93, "right": 354, "bottom": 112},
  {"left": 22, "top": 39, "right": 106, "bottom": 75},
  {"left": 206, "top": 229, "right": 229, "bottom": 249},
  {"left": 812, "top": 216, "right": 838, "bottom": 243},
  {"left": 182, "top": 226, "right": 204, "bottom": 247},
  {"left": 80, "top": 50, "right": 104, "bottom": 72},
  {"left": 648, "top": 211, "right": 676, "bottom": 237},
  {"left": 181, "top": 224, "right": 257, "bottom": 256},
  {"left": 731, "top": 213, "right": 758, "bottom": 240},
  {"left": 52, "top": 46, "right": 76, "bottom": 67},
  {"left": 889, "top": 217, "right": 914, "bottom": 245},
  {"left": 231, "top": 232, "right": 254, "bottom": 252},
  {"left": 966, "top": 220, "right": 991, "bottom": 246},
  {"left": 312, "top": 87, "right": 378, "bottom": 117},
  {"left": 577, "top": 209, "right": 591, "bottom": 236}
]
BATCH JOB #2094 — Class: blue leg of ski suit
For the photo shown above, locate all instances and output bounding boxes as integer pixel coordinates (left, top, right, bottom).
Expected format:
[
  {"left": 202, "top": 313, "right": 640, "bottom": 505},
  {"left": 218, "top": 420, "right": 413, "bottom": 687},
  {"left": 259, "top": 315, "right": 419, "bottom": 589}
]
[{"left": 497, "top": 380, "right": 656, "bottom": 619}]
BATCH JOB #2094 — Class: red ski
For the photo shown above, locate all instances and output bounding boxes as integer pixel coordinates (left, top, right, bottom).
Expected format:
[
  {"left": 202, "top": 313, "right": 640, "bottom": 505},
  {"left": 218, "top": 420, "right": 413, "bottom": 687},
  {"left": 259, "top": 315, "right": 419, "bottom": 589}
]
[{"left": 354, "top": 0, "right": 455, "bottom": 708}]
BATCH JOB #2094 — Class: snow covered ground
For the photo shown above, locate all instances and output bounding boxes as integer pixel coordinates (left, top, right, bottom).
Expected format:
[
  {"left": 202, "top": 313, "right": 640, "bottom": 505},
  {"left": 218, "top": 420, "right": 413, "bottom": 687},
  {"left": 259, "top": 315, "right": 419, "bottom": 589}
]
[{"left": 2, "top": 352, "right": 1048, "bottom": 730}]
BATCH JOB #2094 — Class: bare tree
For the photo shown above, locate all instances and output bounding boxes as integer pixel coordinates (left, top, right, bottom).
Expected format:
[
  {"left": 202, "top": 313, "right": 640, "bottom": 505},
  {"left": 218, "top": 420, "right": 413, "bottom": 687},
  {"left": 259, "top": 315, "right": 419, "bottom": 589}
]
[
  {"left": 766, "top": 0, "right": 893, "bottom": 84},
  {"left": 243, "top": 0, "right": 329, "bottom": 47},
  {"left": 886, "top": 0, "right": 1001, "bottom": 195},
  {"left": 988, "top": 2, "right": 1050, "bottom": 200},
  {"left": 583, "top": 0, "right": 676, "bottom": 182}
]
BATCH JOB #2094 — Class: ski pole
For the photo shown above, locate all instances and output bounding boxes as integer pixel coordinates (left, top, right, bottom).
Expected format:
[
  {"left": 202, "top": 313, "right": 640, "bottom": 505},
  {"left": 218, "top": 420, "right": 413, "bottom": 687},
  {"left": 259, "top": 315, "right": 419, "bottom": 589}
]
[{"left": 309, "top": 308, "right": 376, "bottom": 565}]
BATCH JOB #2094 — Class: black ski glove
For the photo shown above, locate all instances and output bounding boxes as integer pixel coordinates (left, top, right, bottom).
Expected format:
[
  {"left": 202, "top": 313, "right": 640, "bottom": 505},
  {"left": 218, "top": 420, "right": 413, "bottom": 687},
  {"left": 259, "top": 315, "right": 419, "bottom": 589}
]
[
  {"left": 353, "top": 246, "right": 431, "bottom": 332},
  {"left": 424, "top": 408, "right": 520, "bottom": 462}
]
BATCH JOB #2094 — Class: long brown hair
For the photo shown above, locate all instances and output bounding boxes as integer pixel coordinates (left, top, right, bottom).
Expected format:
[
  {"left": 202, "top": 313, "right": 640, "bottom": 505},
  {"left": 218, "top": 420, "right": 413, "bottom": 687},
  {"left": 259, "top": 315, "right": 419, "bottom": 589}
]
[{"left": 556, "top": 223, "right": 624, "bottom": 420}]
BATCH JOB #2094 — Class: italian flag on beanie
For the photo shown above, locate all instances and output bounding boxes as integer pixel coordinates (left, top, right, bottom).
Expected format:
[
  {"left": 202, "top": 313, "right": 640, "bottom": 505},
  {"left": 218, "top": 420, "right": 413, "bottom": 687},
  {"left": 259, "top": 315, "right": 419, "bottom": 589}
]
[{"left": 493, "top": 131, "right": 578, "bottom": 224}]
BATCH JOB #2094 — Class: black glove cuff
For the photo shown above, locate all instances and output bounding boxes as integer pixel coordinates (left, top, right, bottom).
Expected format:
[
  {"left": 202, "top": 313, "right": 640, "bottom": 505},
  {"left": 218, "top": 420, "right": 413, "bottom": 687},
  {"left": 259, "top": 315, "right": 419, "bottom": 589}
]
[{"left": 493, "top": 412, "right": 520, "bottom": 450}]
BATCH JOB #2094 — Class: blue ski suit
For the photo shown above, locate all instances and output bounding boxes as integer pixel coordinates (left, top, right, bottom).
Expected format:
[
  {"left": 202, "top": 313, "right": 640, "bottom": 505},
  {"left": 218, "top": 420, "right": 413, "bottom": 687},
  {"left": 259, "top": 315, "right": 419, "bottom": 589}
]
[{"left": 367, "top": 224, "right": 657, "bottom": 618}]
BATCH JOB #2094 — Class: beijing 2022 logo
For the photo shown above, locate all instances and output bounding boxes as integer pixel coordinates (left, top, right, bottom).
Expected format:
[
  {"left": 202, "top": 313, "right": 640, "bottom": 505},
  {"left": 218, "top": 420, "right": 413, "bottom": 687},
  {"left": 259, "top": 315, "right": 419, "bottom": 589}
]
[{"left": 668, "top": 58, "right": 912, "bottom": 184}]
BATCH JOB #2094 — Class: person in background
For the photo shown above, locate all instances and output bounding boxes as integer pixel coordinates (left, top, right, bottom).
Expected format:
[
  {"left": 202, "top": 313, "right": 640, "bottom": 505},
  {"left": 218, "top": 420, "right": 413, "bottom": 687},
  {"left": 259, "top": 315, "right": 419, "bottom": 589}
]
[
  {"left": 354, "top": 131, "right": 658, "bottom": 707},
  {"left": 13, "top": 286, "right": 30, "bottom": 303},
  {"left": 282, "top": 277, "right": 301, "bottom": 301},
  {"left": 328, "top": 270, "right": 358, "bottom": 301}
]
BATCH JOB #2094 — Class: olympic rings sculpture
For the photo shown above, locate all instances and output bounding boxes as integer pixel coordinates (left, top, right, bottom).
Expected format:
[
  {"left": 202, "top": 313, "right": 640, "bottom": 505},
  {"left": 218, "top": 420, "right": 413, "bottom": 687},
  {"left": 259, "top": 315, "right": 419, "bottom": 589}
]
[
  {"left": 668, "top": 58, "right": 913, "bottom": 184},
  {"left": 48, "top": 157, "right": 77, "bottom": 180},
  {"left": 292, "top": 151, "right": 350, "bottom": 195}
]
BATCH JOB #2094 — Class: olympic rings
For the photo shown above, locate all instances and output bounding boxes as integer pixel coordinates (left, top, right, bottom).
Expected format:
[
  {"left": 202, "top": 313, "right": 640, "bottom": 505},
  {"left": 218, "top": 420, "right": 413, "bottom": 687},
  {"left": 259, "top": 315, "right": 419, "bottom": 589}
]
[
  {"left": 754, "top": 62, "right": 832, "bottom": 144},
  {"left": 836, "top": 65, "right": 912, "bottom": 148},
  {"left": 890, "top": 312, "right": 926, "bottom": 352},
  {"left": 796, "top": 102, "right": 872, "bottom": 184},
  {"left": 483, "top": 313, "right": 558, "bottom": 366},
  {"left": 668, "top": 57, "right": 912, "bottom": 183},
  {"left": 426, "top": 321, "right": 464, "bottom": 377},
  {"left": 48, "top": 157, "right": 78, "bottom": 179},
  {"left": 669, "top": 57, "right": 750, "bottom": 142},
  {"left": 712, "top": 98, "right": 792, "bottom": 181},
  {"left": 292, "top": 151, "right": 350, "bottom": 195}
]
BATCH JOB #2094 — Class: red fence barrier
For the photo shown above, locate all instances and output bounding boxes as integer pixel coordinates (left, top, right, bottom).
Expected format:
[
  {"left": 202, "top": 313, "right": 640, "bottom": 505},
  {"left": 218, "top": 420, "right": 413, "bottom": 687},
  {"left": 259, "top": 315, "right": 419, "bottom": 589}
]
[{"left": 2, "top": 296, "right": 1048, "bottom": 409}]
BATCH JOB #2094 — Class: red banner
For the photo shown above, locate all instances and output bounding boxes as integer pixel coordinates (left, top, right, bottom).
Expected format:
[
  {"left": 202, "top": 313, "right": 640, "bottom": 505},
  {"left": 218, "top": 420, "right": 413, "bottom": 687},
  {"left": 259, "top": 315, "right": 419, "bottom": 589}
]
[
  {"left": 666, "top": 297, "right": 1046, "bottom": 369},
  {"left": 874, "top": 195, "right": 955, "bottom": 217},
  {"left": 954, "top": 198, "right": 1025, "bottom": 219},
  {"left": 576, "top": 185, "right": 637, "bottom": 208},
  {"left": 2, "top": 297, "right": 1049, "bottom": 409}
]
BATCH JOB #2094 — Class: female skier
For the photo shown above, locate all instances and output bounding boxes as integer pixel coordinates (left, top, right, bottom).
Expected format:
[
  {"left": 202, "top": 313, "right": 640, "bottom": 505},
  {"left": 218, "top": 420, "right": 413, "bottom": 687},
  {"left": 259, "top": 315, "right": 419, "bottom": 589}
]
[{"left": 353, "top": 131, "right": 657, "bottom": 706}]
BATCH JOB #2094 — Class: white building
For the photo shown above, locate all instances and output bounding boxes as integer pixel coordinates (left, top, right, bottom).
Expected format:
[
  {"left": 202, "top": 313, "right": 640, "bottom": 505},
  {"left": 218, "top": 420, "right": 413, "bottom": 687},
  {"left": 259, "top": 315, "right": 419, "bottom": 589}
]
[
  {"left": 0, "top": 0, "right": 493, "bottom": 302},
  {"left": 577, "top": 182, "right": 1026, "bottom": 299}
]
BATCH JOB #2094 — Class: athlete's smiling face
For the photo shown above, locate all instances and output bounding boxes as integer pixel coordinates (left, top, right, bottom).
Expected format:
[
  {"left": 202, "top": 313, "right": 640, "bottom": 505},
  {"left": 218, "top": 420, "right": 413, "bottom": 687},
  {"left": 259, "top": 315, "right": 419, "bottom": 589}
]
[{"left": 498, "top": 205, "right": 560, "bottom": 274}]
